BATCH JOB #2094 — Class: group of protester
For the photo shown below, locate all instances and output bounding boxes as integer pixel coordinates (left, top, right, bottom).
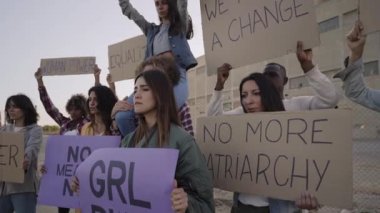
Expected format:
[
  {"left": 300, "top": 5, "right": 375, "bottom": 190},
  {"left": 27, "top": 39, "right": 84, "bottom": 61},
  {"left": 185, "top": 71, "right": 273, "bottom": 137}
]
[{"left": 0, "top": 0, "right": 378, "bottom": 213}]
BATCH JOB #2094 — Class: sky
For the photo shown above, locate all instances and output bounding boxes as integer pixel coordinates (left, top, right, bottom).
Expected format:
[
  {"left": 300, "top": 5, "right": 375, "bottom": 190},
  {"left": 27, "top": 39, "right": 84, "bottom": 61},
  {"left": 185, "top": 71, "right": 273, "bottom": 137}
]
[{"left": 0, "top": 0, "right": 204, "bottom": 126}]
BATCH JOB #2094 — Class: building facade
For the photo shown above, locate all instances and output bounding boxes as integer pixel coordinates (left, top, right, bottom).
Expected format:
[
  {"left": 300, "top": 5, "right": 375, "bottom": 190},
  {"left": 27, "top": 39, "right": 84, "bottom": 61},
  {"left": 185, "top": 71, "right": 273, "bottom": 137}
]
[{"left": 188, "top": 0, "right": 380, "bottom": 139}]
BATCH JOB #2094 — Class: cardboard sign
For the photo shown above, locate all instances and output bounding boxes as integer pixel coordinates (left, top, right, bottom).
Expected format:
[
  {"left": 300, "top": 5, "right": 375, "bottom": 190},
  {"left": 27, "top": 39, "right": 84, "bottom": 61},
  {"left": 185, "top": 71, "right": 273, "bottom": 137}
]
[
  {"left": 37, "top": 136, "right": 121, "bottom": 208},
  {"left": 0, "top": 132, "right": 25, "bottom": 183},
  {"left": 108, "top": 35, "right": 147, "bottom": 82},
  {"left": 40, "top": 57, "right": 96, "bottom": 76},
  {"left": 359, "top": 0, "right": 380, "bottom": 34},
  {"left": 76, "top": 148, "right": 179, "bottom": 213},
  {"left": 196, "top": 109, "right": 353, "bottom": 209},
  {"left": 200, "top": 0, "right": 320, "bottom": 75}
]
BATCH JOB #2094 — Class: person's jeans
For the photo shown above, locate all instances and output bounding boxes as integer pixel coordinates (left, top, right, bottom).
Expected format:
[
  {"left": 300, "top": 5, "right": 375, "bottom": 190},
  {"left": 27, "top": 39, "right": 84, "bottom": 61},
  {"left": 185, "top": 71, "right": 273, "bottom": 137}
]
[
  {"left": 58, "top": 207, "right": 70, "bottom": 213},
  {"left": 231, "top": 201, "right": 269, "bottom": 213},
  {"left": 0, "top": 192, "right": 37, "bottom": 213}
]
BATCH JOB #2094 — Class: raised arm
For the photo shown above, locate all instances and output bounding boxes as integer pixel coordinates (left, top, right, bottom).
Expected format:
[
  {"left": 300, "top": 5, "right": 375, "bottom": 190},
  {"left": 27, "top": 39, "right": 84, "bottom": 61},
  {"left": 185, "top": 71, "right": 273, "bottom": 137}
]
[
  {"left": 341, "top": 59, "right": 380, "bottom": 112},
  {"left": 334, "top": 21, "right": 380, "bottom": 112},
  {"left": 118, "top": 0, "right": 151, "bottom": 35},
  {"left": 94, "top": 64, "right": 101, "bottom": 86},
  {"left": 106, "top": 73, "right": 117, "bottom": 98},
  {"left": 295, "top": 41, "right": 340, "bottom": 110},
  {"left": 207, "top": 63, "right": 243, "bottom": 116},
  {"left": 35, "top": 68, "right": 70, "bottom": 126}
]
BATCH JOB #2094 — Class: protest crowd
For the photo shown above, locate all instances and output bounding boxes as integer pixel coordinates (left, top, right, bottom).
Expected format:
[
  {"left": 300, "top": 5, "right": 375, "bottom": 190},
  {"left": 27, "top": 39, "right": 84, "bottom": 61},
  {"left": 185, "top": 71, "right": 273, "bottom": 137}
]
[{"left": 0, "top": 0, "right": 379, "bottom": 213}]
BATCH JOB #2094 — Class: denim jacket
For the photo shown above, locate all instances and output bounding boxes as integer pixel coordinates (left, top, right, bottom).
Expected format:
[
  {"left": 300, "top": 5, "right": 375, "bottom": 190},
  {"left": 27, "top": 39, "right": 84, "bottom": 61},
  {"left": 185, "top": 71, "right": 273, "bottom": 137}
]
[
  {"left": 334, "top": 58, "right": 380, "bottom": 112},
  {"left": 118, "top": 0, "right": 197, "bottom": 70},
  {"left": 232, "top": 193, "right": 300, "bottom": 213}
]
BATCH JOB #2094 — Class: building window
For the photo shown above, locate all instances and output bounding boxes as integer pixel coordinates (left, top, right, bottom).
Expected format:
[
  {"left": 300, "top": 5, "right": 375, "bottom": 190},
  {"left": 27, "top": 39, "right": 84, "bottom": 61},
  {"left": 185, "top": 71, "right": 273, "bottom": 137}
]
[
  {"left": 289, "top": 76, "right": 309, "bottom": 89},
  {"left": 364, "top": 61, "right": 379, "bottom": 76},
  {"left": 223, "top": 102, "right": 232, "bottom": 111},
  {"left": 319, "top": 16, "right": 339, "bottom": 33}
]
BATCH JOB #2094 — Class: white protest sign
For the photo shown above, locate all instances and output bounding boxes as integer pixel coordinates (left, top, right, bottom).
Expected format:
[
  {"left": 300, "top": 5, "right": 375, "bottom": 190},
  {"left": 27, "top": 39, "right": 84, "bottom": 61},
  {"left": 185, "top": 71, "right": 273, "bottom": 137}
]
[
  {"left": 108, "top": 35, "right": 146, "bottom": 82},
  {"left": 200, "top": 0, "right": 320, "bottom": 75},
  {"left": 0, "top": 132, "right": 25, "bottom": 183},
  {"left": 196, "top": 109, "right": 353, "bottom": 209},
  {"left": 40, "top": 57, "right": 96, "bottom": 76}
]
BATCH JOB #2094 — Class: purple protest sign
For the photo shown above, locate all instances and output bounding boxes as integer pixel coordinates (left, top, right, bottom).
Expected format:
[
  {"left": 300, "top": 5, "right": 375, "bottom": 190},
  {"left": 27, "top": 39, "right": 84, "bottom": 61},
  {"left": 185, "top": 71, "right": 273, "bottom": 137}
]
[
  {"left": 76, "top": 148, "right": 179, "bottom": 213},
  {"left": 38, "top": 136, "right": 120, "bottom": 208}
]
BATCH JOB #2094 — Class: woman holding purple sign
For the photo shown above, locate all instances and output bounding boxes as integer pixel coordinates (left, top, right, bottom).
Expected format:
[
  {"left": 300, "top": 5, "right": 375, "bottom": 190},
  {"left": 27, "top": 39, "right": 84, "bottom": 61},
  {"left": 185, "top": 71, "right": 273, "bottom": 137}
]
[
  {"left": 0, "top": 94, "right": 42, "bottom": 213},
  {"left": 71, "top": 70, "right": 213, "bottom": 212},
  {"left": 121, "top": 70, "right": 214, "bottom": 213},
  {"left": 36, "top": 66, "right": 90, "bottom": 213},
  {"left": 72, "top": 85, "right": 118, "bottom": 213}
]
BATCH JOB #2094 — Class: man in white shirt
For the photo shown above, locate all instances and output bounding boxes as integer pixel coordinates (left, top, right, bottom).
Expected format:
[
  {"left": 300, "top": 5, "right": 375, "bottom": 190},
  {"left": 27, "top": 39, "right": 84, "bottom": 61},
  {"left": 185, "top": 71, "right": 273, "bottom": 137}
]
[{"left": 208, "top": 41, "right": 340, "bottom": 116}]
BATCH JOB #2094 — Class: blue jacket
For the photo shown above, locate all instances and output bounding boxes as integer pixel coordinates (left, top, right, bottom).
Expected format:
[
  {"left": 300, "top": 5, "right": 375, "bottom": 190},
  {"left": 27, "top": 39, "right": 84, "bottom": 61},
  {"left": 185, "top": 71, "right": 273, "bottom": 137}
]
[
  {"left": 334, "top": 58, "right": 380, "bottom": 112},
  {"left": 119, "top": 0, "right": 197, "bottom": 70}
]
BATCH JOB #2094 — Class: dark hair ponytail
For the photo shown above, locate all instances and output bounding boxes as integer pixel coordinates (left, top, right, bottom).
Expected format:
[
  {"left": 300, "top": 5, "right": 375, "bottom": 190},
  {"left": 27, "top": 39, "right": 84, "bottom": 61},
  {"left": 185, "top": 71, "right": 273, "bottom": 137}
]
[
  {"left": 186, "top": 15, "right": 194, "bottom": 40},
  {"left": 161, "top": 0, "right": 193, "bottom": 39}
]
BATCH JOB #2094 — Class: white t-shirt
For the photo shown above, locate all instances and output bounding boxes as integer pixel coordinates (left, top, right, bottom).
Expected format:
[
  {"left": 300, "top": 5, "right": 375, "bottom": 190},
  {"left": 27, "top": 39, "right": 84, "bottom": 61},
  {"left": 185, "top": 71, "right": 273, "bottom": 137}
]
[
  {"left": 13, "top": 126, "right": 24, "bottom": 132},
  {"left": 63, "top": 129, "right": 78, "bottom": 136}
]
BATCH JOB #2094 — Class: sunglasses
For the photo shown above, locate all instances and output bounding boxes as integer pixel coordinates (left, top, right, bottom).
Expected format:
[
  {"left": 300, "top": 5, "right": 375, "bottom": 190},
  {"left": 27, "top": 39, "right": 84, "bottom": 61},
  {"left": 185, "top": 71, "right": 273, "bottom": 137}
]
[{"left": 155, "top": 0, "right": 168, "bottom": 7}]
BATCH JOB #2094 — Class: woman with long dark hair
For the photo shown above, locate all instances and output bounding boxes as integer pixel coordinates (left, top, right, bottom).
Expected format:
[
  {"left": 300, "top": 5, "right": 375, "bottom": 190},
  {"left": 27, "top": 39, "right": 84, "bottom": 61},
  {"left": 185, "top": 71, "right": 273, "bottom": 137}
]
[
  {"left": 122, "top": 70, "right": 214, "bottom": 212},
  {"left": 208, "top": 64, "right": 319, "bottom": 212},
  {"left": 116, "top": 0, "right": 196, "bottom": 136},
  {"left": 0, "top": 94, "right": 42, "bottom": 213},
  {"left": 74, "top": 86, "right": 118, "bottom": 213},
  {"left": 81, "top": 85, "right": 118, "bottom": 136},
  {"left": 118, "top": 0, "right": 195, "bottom": 63},
  {"left": 113, "top": 56, "right": 194, "bottom": 136}
]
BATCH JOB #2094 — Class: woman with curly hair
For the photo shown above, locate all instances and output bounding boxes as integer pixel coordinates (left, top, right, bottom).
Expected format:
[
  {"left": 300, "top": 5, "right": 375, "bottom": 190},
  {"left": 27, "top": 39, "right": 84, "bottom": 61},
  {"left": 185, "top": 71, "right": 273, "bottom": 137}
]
[
  {"left": 81, "top": 85, "right": 118, "bottom": 136},
  {"left": 121, "top": 70, "right": 214, "bottom": 212}
]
